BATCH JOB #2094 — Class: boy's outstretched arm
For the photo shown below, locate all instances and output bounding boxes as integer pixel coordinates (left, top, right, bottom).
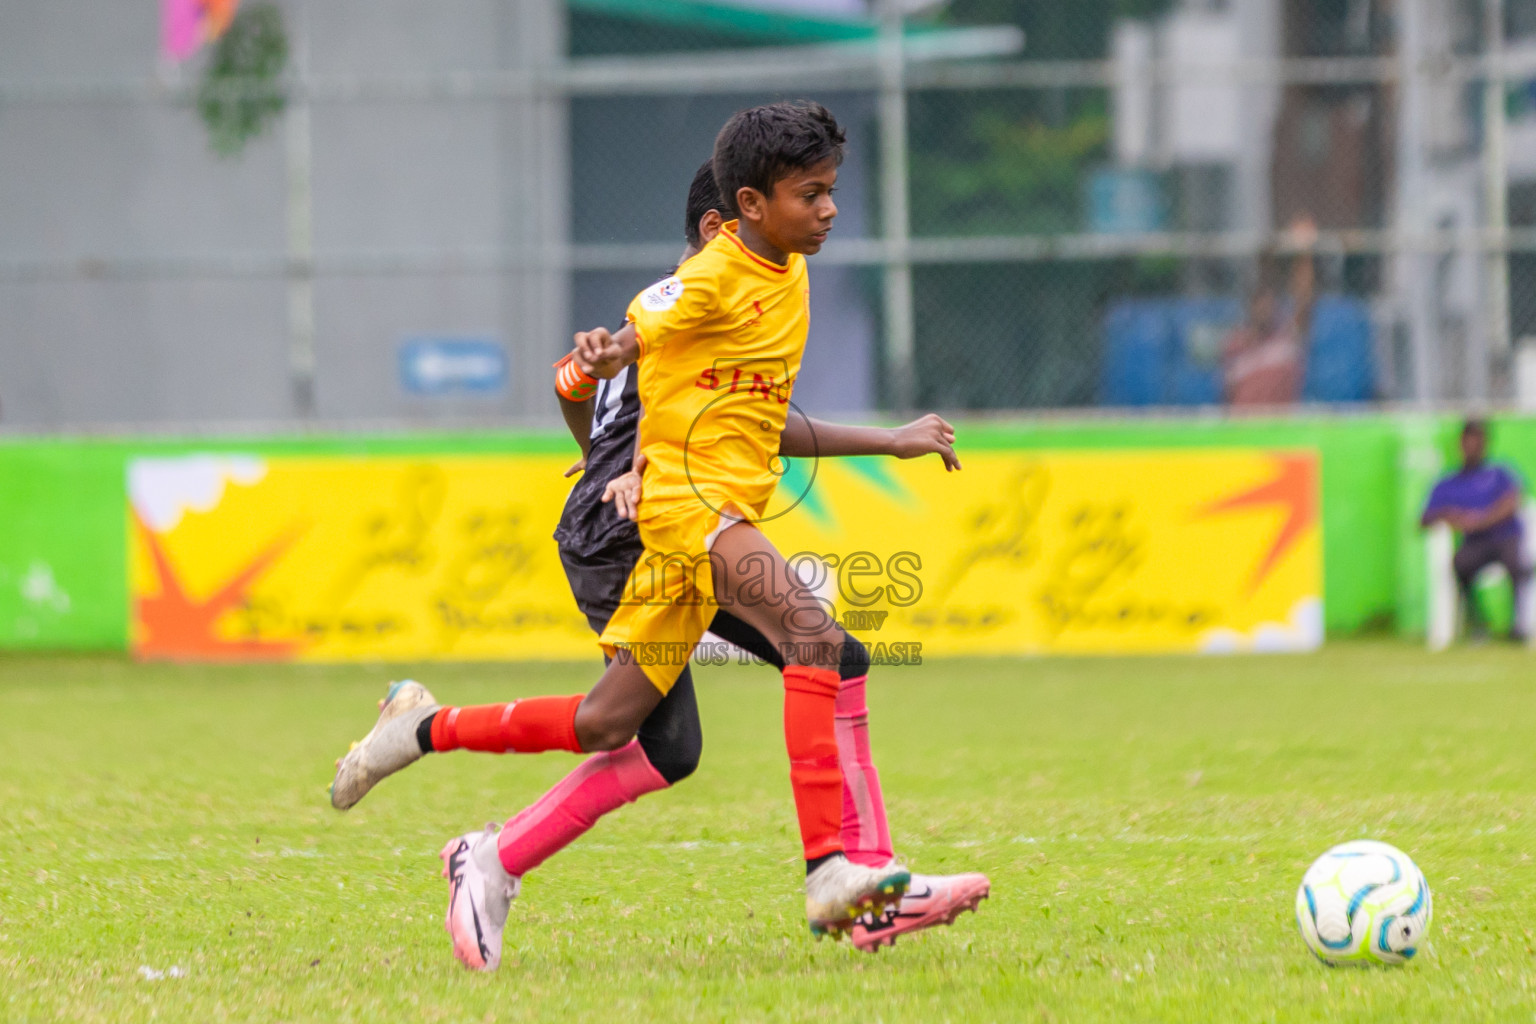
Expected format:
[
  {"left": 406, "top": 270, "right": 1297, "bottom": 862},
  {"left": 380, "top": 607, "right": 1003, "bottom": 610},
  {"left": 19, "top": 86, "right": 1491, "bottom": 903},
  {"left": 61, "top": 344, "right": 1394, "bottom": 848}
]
[
  {"left": 557, "top": 394, "right": 593, "bottom": 477},
  {"left": 554, "top": 320, "right": 641, "bottom": 475},
  {"left": 574, "top": 322, "right": 640, "bottom": 380},
  {"left": 552, "top": 350, "right": 602, "bottom": 475},
  {"left": 780, "top": 413, "right": 960, "bottom": 470}
]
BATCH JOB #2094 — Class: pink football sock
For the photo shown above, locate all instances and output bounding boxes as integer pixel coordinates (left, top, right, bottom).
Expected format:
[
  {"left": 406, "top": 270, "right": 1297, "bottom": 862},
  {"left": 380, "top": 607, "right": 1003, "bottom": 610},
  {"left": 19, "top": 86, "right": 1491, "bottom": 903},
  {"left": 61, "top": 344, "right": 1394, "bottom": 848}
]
[
  {"left": 496, "top": 738, "right": 668, "bottom": 877},
  {"left": 834, "top": 675, "right": 894, "bottom": 867}
]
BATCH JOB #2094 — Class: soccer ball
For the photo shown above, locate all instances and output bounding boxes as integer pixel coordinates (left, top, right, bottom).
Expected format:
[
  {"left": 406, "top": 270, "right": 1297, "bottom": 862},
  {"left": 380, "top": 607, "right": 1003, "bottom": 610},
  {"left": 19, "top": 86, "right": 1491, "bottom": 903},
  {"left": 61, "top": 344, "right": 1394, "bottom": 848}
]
[{"left": 1294, "top": 840, "right": 1432, "bottom": 965}]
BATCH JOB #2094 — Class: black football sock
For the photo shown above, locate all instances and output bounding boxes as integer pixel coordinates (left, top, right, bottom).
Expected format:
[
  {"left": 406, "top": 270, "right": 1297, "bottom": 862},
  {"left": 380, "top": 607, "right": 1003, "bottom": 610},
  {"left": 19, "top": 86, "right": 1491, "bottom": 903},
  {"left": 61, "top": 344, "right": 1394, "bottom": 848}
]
[
  {"left": 805, "top": 852, "right": 840, "bottom": 877},
  {"left": 416, "top": 713, "right": 439, "bottom": 754}
]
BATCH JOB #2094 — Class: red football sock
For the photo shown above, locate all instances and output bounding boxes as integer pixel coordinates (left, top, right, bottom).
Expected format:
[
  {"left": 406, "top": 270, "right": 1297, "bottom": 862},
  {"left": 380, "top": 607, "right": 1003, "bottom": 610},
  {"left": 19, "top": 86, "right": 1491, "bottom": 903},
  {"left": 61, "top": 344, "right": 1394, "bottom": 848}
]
[
  {"left": 430, "top": 694, "right": 584, "bottom": 754},
  {"left": 783, "top": 665, "right": 845, "bottom": 862}
]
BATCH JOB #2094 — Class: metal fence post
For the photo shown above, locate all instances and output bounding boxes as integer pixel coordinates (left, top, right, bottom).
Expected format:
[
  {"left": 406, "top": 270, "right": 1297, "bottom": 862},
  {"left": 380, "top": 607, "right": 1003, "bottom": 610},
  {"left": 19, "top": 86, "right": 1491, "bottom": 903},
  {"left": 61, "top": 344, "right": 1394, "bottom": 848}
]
[
  {"left": 1484, "top": 0, "right": 1511, "bottom": 400},
  {"left": 286, "top": 0, "right": 317, "bottom": 417},
  {"left": 1396, "top": 0, "right": 1438, "bottom": 404},
  {"left": 877, "top": 0, "right": 915, "bottom": 413},
  {"left": 507, "top": 0, "right": 570, "bottom": 420}
]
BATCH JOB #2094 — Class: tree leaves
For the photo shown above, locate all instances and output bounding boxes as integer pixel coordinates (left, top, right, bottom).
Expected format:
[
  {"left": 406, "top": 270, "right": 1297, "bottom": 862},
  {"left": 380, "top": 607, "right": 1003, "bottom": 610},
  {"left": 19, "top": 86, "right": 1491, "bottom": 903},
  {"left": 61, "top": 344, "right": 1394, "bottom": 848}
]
[{"left": 196, "top": 3, "right": 289, "bottom": 158}]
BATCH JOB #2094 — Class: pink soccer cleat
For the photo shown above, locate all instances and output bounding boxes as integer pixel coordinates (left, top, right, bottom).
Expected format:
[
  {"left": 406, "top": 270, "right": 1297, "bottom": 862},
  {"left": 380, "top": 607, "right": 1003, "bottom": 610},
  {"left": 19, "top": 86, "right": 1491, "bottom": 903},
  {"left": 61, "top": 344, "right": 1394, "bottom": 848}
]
[
  {"left": 440, "top": 825, "right": 520, "bottom": 971},
  {"left": 849, "top": 870, "right": 991, "bottom": 952}
]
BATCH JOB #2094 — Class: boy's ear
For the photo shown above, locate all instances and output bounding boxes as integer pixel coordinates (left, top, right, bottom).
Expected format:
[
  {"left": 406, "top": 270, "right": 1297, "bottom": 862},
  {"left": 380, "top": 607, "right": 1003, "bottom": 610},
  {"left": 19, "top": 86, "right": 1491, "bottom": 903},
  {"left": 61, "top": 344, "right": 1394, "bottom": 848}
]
[
  {"left": 698, "top": 209, "right": 724, "bottom": 243},
  {"left": 735, "top": 185, "right": 767, "bottom": 223}
]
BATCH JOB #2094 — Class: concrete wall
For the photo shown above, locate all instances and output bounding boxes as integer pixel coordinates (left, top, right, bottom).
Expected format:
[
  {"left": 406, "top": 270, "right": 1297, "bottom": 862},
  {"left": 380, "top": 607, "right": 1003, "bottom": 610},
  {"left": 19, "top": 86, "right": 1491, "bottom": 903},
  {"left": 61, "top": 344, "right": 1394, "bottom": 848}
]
[
  {"left": 0, "top": 1, "right": 879, "bottom": 428},
  {"left": 0, "top": 0, "right": 569, "bottom": 427}
]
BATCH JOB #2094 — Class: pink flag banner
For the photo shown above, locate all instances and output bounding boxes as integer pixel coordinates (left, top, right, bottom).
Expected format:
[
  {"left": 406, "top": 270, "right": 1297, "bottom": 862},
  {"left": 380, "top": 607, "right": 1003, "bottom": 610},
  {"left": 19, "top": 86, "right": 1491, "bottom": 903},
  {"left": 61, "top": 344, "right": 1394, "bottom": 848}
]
[{"left": 162, "top": 0, "right": 239, "bottom": 61}]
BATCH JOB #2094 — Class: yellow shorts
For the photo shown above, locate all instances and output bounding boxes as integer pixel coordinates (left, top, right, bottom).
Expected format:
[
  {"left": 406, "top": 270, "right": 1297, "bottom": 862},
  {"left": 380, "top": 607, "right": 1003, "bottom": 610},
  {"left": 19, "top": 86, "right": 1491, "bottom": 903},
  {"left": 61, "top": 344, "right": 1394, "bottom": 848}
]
[{"left": 598, "top": 499, "right": 749, "bottom": 693}]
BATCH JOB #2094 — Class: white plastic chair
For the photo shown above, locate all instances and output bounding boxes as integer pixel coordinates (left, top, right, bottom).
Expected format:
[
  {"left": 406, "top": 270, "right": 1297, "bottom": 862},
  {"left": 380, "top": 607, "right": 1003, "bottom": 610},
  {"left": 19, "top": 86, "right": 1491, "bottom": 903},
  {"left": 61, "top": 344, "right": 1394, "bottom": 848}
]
[{"left": 1426, "top": 500, "right": 1536, "bottom": 651}]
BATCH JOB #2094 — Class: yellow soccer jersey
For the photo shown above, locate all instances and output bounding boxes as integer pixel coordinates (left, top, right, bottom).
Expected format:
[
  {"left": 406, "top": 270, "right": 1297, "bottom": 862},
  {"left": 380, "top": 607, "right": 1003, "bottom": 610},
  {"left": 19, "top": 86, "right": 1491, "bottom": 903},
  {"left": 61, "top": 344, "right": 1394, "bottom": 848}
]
[{"left": 625, "top": 220, "right": 809, "bottom": 517}]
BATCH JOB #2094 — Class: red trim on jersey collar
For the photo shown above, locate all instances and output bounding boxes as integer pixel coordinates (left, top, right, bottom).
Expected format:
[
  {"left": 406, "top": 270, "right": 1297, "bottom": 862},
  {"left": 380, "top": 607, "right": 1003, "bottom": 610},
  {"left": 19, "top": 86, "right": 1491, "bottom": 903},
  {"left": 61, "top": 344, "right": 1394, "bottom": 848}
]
[{"left": 720, "top": 221, "right": 791, "bottom": 274}]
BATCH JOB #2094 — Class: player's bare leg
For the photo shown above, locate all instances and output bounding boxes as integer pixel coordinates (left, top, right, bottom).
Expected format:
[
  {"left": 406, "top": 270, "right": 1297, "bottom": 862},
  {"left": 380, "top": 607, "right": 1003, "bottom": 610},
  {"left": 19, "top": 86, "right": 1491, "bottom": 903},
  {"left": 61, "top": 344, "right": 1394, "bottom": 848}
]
[
  {"left": 710, "top": 521, "right": 909, "bottom": 937},
  {"left": 570, "top": 658, "right": 666, "bottom": 752}
]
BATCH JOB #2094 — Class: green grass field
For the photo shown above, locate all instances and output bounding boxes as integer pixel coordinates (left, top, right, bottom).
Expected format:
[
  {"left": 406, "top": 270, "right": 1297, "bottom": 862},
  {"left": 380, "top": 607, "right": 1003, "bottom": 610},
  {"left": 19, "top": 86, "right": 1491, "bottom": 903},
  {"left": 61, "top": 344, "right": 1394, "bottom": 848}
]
[{"left": 3, "top": 642, "right": 1535, "bottom": 1022}]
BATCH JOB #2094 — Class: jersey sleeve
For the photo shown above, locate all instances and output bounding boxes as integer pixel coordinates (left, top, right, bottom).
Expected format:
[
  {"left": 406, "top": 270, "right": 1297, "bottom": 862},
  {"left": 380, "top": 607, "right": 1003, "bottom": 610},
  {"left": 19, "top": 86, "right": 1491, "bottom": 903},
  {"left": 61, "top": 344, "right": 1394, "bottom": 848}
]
[
  {"left": 625, "top": 267, "right": 719, "bottom": 359},
  {"left": 1495, "top": 465, "right": 1524, "bottom": 501}
]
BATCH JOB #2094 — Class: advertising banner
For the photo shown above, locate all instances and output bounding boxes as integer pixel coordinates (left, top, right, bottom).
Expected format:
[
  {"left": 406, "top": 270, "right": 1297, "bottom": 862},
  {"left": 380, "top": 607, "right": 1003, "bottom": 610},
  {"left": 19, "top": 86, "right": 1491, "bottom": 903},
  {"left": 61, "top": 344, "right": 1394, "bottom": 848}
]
[
  {"left": 128, "top": 449, "right": 1320, "bottom": 661},
  {"left": 763, "top": 448, "right": 1320, "bottom": 657}
]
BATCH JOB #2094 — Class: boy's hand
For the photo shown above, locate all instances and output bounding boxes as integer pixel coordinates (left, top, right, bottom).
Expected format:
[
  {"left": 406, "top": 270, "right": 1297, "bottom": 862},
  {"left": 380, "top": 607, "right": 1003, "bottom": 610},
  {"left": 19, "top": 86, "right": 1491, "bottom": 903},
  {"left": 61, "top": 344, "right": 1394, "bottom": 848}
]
[
  {"left": 575, "top": 327, "right": 629, "bottom": 379},
  {"left": 1446, "top": 509, "right": 1482, "bottom": 533},
  {"left": 564, "top": 456, "right": 587, "bottom": 478},
  {"left": 1431, "top": 507, "right": 1465, "bottom": 531},
  {"left": 889, "top": 414, "right": 961, "bottom": 471},
  {"left": 601, "top": 452, "right": 648, "bottom": 521}
]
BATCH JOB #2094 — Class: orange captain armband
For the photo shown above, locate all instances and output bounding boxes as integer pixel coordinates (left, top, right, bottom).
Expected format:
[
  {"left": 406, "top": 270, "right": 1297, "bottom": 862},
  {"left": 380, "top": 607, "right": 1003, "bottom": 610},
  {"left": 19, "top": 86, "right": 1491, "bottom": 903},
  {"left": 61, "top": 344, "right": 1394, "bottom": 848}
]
[{"left": 554, "top": 353, "right": 599, "bottom": 402}]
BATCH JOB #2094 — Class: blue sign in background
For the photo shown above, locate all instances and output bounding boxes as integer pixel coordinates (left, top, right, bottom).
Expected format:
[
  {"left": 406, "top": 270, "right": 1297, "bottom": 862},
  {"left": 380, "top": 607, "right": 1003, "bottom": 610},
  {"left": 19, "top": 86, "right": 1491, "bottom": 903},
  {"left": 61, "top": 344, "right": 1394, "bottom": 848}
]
[
  {"left": 399, "top": 338, "right": 508, "bottom": 396},
  {"left": 1086, "top": 167, "right": 1168, "bottom": 235}
]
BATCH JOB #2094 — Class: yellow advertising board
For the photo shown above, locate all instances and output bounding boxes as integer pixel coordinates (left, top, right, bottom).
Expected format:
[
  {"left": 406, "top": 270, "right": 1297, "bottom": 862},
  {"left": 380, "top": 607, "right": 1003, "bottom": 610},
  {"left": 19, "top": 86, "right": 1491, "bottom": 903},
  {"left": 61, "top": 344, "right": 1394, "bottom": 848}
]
[{"left": 128, "top": 449, "right": 1320, "bottom": 661}]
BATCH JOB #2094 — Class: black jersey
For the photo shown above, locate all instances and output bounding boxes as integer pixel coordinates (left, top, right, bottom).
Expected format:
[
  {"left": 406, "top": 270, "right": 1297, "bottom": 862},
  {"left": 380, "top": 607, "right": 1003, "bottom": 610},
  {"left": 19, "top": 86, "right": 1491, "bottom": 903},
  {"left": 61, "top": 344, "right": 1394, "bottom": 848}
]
[{"left": 553, "top": 361, "right": 642, "bottom": 558}]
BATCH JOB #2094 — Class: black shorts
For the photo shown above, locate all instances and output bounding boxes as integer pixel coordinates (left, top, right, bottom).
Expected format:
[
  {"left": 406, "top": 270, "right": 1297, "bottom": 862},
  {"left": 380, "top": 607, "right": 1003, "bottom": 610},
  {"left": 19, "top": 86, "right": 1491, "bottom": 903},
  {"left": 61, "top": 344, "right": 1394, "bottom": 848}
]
[{"left": 559, "top": 540, "right": 646, "bottom": 637}]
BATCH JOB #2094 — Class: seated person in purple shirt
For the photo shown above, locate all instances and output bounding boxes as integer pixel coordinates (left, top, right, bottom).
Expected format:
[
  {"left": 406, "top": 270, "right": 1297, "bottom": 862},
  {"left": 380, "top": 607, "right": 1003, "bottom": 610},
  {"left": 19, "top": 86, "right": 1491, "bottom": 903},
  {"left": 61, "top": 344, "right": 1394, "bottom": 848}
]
[{"left": 1421, "top": 418, "right": 1529, "bottom": 641}]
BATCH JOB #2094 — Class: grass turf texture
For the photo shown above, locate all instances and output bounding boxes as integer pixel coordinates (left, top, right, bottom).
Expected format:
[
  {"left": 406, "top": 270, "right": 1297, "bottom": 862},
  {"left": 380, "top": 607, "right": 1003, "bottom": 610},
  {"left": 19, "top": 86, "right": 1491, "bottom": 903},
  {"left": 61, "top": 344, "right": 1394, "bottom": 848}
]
[{"left": 2, "top": 643, "right": 1535, "bottom": 1022}]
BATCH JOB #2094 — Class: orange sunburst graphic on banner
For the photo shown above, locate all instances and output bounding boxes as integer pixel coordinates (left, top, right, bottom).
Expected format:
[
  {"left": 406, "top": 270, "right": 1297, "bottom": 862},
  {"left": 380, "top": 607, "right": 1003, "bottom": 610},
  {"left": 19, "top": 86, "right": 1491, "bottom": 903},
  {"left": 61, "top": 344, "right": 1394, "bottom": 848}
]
[
  {"left": 134, "top": 515, "right": 303, "bottom": 661},
  {"left": 1195, "top": 454, "right": 1317, "bottom": 595}
]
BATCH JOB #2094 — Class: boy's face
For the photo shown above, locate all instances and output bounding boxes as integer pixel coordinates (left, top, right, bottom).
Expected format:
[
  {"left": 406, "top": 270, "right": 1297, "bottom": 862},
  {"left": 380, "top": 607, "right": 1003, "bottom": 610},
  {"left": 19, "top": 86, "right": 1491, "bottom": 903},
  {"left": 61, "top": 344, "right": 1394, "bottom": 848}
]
[
  {"left": 737, "top": 157, "right": 839, "bottom": 256},
  {"left": 1462, "top": 428, "right": 1487, "bottom": 467}
]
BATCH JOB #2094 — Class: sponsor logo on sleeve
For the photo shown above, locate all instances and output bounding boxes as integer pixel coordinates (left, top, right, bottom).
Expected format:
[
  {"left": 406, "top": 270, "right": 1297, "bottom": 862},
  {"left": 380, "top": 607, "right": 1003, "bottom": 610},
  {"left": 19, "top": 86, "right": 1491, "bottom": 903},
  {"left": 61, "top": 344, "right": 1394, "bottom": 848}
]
[{"left": 641, "top": 276, "right": 685, "bottom": 312}]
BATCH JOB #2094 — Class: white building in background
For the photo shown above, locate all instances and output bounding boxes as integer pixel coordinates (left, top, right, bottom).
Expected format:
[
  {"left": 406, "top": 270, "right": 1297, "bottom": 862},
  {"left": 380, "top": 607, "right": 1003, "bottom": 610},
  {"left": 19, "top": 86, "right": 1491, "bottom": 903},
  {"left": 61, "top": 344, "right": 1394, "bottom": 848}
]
[
  {"left": 1111, "top": 1, "right": 1281, "bottom": 240},
  {"left": 0, "top": 0, "right": 896, "bottom": 427},
  {"left": 1108, "top": 0, "right": 1522, "bottom": 403}
]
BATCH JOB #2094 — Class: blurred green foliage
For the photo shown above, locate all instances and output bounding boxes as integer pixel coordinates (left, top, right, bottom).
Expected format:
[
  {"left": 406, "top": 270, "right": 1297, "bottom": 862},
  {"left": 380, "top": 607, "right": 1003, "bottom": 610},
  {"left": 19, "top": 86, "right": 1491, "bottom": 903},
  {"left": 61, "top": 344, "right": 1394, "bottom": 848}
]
[
  {"left": 911, "top": 96, "right": 1110, "bottom": 236},
  {"left": 939, "top": 0, "right": 1175, "bottom": 59},
  {"left": 197, "top": 3, "right": 289, "bottom": 158},
  {"left": 902, "top": 1, "right": 1177, "bottom": 407}
]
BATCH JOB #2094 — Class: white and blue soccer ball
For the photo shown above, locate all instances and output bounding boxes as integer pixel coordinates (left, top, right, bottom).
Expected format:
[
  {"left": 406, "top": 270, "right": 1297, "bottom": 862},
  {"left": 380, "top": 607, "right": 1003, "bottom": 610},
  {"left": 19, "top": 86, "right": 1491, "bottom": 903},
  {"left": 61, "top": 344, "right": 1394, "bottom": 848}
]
[{"left": 1295, "top": 840, "right": 1432, "bottom": 966}]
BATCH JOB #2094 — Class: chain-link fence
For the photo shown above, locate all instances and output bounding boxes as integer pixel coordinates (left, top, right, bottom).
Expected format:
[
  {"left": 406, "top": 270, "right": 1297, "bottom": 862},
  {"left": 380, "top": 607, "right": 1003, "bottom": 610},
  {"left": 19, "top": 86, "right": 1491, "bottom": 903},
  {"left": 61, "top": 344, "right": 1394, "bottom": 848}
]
[{"left": 1, "top": 0, "right": 1531, "bottom": 426}]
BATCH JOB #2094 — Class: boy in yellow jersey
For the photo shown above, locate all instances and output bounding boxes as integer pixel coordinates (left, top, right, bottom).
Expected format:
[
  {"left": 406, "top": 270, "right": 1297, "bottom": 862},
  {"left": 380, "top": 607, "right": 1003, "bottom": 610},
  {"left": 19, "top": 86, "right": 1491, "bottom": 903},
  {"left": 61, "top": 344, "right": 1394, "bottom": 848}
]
[{"left": 330, "top": 103, "right": 906, "bottom": 971}]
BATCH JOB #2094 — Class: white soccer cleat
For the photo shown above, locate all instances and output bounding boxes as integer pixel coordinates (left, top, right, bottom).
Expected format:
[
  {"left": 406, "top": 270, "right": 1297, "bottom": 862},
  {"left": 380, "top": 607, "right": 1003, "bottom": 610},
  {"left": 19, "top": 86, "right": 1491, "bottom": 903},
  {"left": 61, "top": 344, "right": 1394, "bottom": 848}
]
[
  {"left": 804, "top": 854, "right": 910, "bottom": 939},
  {"left": 441, "top": 825, "right": 520, "bottom": 972},
  {"left": 329, "top": 679, "right": 439, "bottom": 810}
]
